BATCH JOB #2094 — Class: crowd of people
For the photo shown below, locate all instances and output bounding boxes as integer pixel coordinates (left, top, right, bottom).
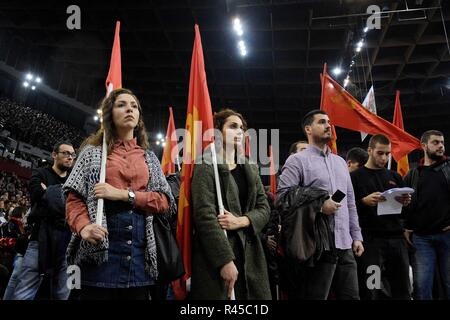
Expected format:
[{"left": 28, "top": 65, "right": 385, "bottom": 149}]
[
  {"left": 0, "top": 97, "right": 85, "bottom": 153},
  {"left": 0, "top": 171, "right": 30, "bottom": 298},
  {"left": 0, "top": 88, "right": 448, "bottom": 301}
]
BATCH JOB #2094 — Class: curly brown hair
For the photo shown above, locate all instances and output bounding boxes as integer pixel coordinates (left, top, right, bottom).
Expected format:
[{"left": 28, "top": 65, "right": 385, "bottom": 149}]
[
  {"left": 213, "top": 108, "right": 248, "bottom": 132},
  {"left": 80, "top": 88, "right": 149, "bottom": 154}
]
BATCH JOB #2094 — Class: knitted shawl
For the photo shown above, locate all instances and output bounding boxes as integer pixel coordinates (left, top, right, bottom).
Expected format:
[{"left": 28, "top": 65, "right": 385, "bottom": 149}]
[{"left": 63, "top": 144, "right": 176, "bottom": 279}]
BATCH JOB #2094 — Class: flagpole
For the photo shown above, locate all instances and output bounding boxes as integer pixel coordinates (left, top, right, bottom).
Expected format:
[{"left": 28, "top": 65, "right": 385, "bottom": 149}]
[
  {"left": 96, "top": 83, "right": 114, "bottom": 225},
  {"left": 176, "top": 155, "right": 181, "bottom": 172},
  {"left": 210, "top": 142, "right": 236, "bottom": 301},
  {"left": 96, "top": 133, "right": 108, "bottom": 225},
  {"left": 320, "top": 63, "right": 327, "bottom": 110}
]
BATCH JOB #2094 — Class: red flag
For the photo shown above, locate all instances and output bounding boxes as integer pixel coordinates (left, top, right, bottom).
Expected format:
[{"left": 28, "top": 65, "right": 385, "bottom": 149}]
[
  {"left": 245, "top": 134, "right": 251, "bottom": 158},
  {"left": 174, "top": 25, "right": 215, "bottom": 299},
  {"left": 105, "top": 21, "right": 122, "bottom": 94},
  {"left": 329, "top": 125, "right": 338, "bottom": 154},
  {"left": 393, "top": 91, "right": 410, "bottom": 176},
  {"left": 269, "top": 145, "right": 277, "bottom": 196},
  {"left": 321, "top": 71, "right": 421, "bottom": 161},
  {"left": 320, "top": 63, "right": 338, "bottom": 154},
  {"left": 161, "top": 107, "right": 179, "bottom": 175}
]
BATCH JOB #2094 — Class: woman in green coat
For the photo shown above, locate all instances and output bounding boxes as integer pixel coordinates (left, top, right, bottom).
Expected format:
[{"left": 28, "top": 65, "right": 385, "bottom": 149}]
[{"left": 190, "top": 109, "right": 271, "bottom": 300}]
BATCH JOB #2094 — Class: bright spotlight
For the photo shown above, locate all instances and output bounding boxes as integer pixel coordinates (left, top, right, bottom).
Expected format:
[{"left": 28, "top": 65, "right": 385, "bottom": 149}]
[
  {"left": 26, "top": 73, "right": 33, "bottom": 80},
  {"left": 93, "top": 115, "right": 99, "bottom": 121},
  {"left": 23, "top": 81, "right": 29, "bottom": 87},
  {"left": 157, "top": 133, "right": 163, "bottom": 140},
  {"left": 363, "top": 27, "right": 369, "bottom": 33},
  {"left": 357, "top": 40, "right": 364, "bottom": 48},
  {"left": 35, "top": 77, "right": 42, "bottom": 83},
  {"left": 156, "top": 140, "right": 160, "bottom": 146},
  {"left": 333, "top": 67, "right": 342, "bottom": 76},
  {"left": 31, "top": 86, "right": 36, "bottom": 90}
]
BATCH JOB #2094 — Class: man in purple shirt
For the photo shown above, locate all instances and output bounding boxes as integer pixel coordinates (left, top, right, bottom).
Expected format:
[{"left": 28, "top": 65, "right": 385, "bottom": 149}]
[{"left": 277, "top": 109, "right": 364, "bottom": 300}]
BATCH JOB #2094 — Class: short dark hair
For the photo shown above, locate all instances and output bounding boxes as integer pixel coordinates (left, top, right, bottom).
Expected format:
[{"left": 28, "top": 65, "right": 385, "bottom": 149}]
[
  {"left": 346, "top": 147, "right": 368, "bottom": 165},
  {"left": 368, "top": 134, "right": 390, "bottom": 149},
  {"left": 301, "top": 110, "right": 327, "bottom": 135},
  {"left": 420, "top": 130, "right": 443, "bottom": 144},
  {"left": 289, "top": 140, "right": 308, "bottom": 154},
  {"left": 52, "top": 141, "right": 73, "bottom": 153}
]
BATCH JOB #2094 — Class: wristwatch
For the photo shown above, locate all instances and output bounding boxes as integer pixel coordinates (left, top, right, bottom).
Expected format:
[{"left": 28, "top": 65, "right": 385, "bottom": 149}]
[{"left": 127, "top": 189, "right": 136, "bottom": 205}]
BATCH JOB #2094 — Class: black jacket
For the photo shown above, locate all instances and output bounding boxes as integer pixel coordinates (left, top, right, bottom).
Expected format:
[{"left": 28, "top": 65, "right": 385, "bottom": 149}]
[
  {"left": 403, "top": 158, "right": 450, "bottom": 235},
  {"left": 28, "top": 167, "right": 68, "bottom": 234},
  {"left": 27, "top": 166, "right": 70, "bottom": 274},
  {"left": 277, "top": 186, "right": 334, "bottom": 266}
]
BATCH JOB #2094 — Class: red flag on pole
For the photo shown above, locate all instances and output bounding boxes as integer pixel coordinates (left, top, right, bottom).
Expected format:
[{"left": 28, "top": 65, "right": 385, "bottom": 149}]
[
  {"left": 245, "top": 134, "right": 251, "bottom": 158},
  {"left": 105, "top": 21, "right": 122, "bottom": 94},
  {"left": 320, "top": 70, "right": 421, "bottom": 161},
  {"left": 161, "top": 107, "right": 179, "bottom": 175},
  {"left": 173, "top": 24, "right": 215, "bottom": 300},
  {"left": 269, "top": 145, "right": 277, "bottom": 196},
  {"left": 393, "top": 91, "right": 410, "bottom": 176},
  {"left": 96, "top": 21, "right": 122, "bottom": 225},
  {"left": 320, "top": 63, "right": 338, "bottom": 154}
]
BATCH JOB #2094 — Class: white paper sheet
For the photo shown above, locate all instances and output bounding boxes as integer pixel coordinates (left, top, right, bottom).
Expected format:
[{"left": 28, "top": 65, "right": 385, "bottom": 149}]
[{"left": 377, "top": 187, "right": 415, "bottom": 216}]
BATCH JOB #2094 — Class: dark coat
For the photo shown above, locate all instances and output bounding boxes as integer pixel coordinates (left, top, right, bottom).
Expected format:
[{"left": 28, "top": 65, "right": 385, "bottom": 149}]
[
  {"left": 277, "top": 186, "right": 334, "bottom": 266},
  {"left": 190, "top": 157, "right": 271, "bottom": 300}
]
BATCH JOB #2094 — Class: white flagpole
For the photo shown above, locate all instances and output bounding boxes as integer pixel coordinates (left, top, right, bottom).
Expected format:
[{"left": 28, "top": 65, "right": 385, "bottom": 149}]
[
  {"left": 176, "top": 155, "right": 181, "bottom": 172},
  {"left": 96, "top": 83, "right": 113, "bottom": 225},
  {"left": 387, "top": 153, "right": 392, "bottom": 170},
  {"left": 210, "top": 142, "right": 236, "bottom": 300},
  {"left": 96, "top": 134, "right": 107, "bottom": 225}
]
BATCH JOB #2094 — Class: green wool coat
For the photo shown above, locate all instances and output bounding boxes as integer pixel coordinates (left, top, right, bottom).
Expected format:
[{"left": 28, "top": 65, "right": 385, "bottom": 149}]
[{"left": 190, "top": 158, "right": 271, "bottom": 300}]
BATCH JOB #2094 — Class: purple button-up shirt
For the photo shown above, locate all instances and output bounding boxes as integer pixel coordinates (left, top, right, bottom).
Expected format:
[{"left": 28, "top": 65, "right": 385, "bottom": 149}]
[{"left": 277, "top": 145, "right": 363, "bottom": 249}]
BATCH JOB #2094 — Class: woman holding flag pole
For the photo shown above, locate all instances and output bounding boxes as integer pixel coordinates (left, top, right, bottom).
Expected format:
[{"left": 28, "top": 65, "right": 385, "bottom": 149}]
[
  {"left": 190, "top": 109, "right": 271, "bottom": 300},
  {"left": 63, "top": 88, "right": 177, "bottom": 300}
]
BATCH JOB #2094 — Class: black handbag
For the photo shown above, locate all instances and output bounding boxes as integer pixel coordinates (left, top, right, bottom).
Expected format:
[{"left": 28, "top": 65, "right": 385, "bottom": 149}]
[{"left": 153, "top": 214, "right": 185, "bottom": 282}]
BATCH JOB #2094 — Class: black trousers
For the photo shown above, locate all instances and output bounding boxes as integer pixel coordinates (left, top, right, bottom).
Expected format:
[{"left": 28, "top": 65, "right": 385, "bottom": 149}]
[
  {"left": 357, "top": 237, "right": 411, "bottom": 300},
  {"left": 285, "top": 249, "right": 359, "bottom": 300}
]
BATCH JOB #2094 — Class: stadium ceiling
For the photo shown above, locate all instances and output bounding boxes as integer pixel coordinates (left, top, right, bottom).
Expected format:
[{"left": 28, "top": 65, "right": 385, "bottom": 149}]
[{"left": 0, "top": 0, "right": 449, "bottom": 159}]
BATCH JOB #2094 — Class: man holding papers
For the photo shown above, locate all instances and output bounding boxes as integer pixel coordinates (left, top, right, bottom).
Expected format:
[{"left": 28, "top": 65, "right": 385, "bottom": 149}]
[{"left": 351, "top": 134, "right": 412, "bottom": 300}]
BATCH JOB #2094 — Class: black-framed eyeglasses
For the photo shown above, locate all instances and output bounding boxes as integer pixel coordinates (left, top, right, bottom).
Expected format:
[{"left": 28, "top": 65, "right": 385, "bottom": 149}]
[{"left": 57, "top": 151, "right": 77, "bottom": 158}]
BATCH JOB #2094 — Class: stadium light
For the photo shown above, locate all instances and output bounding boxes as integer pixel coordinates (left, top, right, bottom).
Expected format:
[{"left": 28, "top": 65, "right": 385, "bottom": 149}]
[
  {"left": 333, "top": 67, "right": 342, "bottom": 76},
  {"left": 233, "top": 17, "right": 244, "bottom": 36}
]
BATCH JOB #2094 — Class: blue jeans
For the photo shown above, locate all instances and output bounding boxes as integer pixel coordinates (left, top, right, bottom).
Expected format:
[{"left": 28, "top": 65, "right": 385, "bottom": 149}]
[
  {"left": 11, "top": 241, "right": 70, "bottom": 300},
  {"left": 3, "top": 254, "right": 24, "bottom": 300},
  {"left": 411, "top": 232, "right": 450, "bottom": 300},
  {"left": 80, "top": 209, "right": 154, "bottom": 288}
]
